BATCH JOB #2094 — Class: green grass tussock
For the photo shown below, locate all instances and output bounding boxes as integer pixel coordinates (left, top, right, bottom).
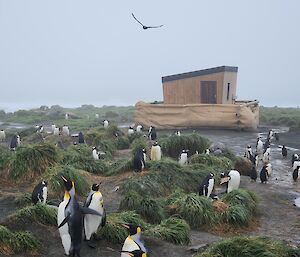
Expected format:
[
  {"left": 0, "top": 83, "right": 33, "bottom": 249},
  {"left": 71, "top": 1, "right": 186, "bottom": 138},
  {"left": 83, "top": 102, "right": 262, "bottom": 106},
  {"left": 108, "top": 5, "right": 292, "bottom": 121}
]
[
  {"left": 8, "top": 204, "right": 57, "bottom": 226},
  {"left": 0, "top": 225, "right": 41, "bottom": 255},
  {"left": 166, "top": 192, "right": 215, "bottom": 228},
  {"left": 0, "top": 149, "right": 12, "bottom": 170},
  {"left": 190, "top": 154, "right": 233, "bottom": 170},
  {"left": 47, "top": 165, "right": 89, "bottom": 196},
  {"left": 130, "top": 137, "right": 148, "bottom": 157},
  {"left": 197, "top": 236, "right": 300, "bottom": 257},
  {"left": 144, "top": 217, "right": 190, "bottom": 245},
  {"left": 105, "top": 159, "right": 133, "bottom": 176},
  {"left": 160, "top": 134, "right": 210, "bottom": 159},
  {"left": 14, "top": 192, "right": 32, "bottom": 207},
  {"left": 10, "top": 143, "right": 58, "bottom": 179}
]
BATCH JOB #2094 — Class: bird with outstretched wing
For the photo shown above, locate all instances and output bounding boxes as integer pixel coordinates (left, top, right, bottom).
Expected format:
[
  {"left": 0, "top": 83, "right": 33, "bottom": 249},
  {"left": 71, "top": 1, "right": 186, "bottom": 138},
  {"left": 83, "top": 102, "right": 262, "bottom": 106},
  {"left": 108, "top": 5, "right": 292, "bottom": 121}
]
[{"left": 132, "top": 13, "right": 163, "bottom": 30}]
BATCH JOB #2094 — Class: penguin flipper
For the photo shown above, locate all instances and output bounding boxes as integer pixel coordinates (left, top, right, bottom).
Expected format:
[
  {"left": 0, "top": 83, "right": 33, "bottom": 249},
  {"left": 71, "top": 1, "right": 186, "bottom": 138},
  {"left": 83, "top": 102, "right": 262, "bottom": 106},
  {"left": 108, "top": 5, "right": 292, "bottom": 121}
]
[
  {"left": 101, "top": 208, "right": 106, "bottom": 227},
  {"left": 80, "top": 207, "right": 102, "bottom": 216},
  {"left": 58, "top": 213, "right": 70, "bottom": 229}
]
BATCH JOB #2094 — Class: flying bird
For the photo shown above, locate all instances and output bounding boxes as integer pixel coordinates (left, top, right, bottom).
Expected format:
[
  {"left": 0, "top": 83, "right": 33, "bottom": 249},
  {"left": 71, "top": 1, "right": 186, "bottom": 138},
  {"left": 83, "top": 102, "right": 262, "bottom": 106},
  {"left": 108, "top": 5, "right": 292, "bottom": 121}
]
[{"left": 132, "top": 13, "right": 163, "bottom": 30}]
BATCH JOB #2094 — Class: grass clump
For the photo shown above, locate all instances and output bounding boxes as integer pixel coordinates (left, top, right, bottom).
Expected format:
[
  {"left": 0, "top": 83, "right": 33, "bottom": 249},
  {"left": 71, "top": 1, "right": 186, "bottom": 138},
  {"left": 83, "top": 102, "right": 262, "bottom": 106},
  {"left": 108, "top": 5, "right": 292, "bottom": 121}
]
[
  {"left": 120, "top": 191, "right": 165, "bottom": 224},
  {"left": 14, "top": 192, "right": 32, "bottom": 207},
  {"left": 130, "top": 137, "right": 148, "bottom": 157},
  {"left": 144, "top": 217, "right": 190, "bottom": 245},
  {"left": 0, "top": 225, "right": 41, "bottom": 255},
  {"left": 160, "top": 134, "right": 210, "bottom": 159},
  {"left": 197, "top": 236, "right": 300, "bottom": 257},
  {"left": 47, "top": 165, "right": 89, "bottom": 196},
  {"left": 8, "top": 204, "right": 57, "bottom": 226},
  {"left": 190, "top": 154, "right": 233, "bottom": 170},
  {"left": 10, "top": 143, "right": 58, "bottom": 179},
  {"left": 105, "top": 159, "right": 133, "bottom": 176},
  {"left": 166, "top": 192, "right": 215, "bottom": 228},
  {"left": 0, "top": 149, "right": 12, "bottom": 170}
]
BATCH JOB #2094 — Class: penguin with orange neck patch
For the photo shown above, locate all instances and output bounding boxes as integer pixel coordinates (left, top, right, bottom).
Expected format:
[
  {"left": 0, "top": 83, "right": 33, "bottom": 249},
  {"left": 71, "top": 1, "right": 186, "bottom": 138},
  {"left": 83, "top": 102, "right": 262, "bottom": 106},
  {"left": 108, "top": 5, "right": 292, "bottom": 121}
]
[
  {"left": 121, "top": 224, "right": 147, "bottom": 257},
  {"left": 57, "top": 177, "right": 102, "bottom": 256}
]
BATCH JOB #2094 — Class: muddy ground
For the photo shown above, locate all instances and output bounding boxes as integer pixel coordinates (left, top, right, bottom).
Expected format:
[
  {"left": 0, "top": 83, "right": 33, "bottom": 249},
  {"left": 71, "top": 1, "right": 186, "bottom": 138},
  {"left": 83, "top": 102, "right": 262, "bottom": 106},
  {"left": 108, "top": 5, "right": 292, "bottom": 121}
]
[{"left": 0, "top": 127, "right": 300, "bottom": 256}]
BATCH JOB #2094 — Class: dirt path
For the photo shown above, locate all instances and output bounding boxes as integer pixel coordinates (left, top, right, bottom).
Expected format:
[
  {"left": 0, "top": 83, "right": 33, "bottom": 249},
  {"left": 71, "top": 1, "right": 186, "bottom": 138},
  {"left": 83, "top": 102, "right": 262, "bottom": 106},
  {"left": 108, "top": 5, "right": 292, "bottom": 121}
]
[{"left": 1, "top": 127, "right": 300, "bottom": 256}]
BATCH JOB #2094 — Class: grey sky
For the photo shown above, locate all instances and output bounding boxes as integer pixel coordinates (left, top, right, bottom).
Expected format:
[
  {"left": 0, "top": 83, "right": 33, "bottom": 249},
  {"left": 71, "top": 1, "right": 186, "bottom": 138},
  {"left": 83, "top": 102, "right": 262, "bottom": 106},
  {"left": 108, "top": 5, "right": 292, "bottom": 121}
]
[{"left": 0, "top": 0, "right": 299, "bottom": 110}]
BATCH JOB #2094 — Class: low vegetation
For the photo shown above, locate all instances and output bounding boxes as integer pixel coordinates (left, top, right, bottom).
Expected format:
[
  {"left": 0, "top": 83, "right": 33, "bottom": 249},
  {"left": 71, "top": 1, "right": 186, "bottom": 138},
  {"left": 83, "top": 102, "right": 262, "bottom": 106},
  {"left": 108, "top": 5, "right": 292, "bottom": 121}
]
[{"left": 197, "top": 236, "right": 300, "bottom": 257}]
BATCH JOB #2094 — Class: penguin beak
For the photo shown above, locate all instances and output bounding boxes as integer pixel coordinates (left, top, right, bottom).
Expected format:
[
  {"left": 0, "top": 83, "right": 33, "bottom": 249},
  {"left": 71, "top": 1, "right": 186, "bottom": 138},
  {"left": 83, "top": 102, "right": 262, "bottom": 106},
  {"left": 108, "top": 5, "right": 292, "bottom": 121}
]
[
  {"left": 120, "top": 252, "right": 134, "bottom": 257},
  {"left": 61, "top": 176, "right": 68, "bottom": 182}
]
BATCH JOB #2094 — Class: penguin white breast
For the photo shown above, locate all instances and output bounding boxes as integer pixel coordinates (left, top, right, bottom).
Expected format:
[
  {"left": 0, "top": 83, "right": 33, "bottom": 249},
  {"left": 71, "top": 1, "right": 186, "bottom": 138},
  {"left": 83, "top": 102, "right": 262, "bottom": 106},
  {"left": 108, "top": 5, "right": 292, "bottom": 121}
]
[
  {"left": 121, "top": 237, "right": 140, "bottom": 257},
  {"left": 58, "top": 201, "right": 71, "bottom": 255},
  {"left": 207, "top": 178, "right": 214, "bottom": 197},
  {"left": 228, "top": 170, "right": 240, "bottom": 193},
  {"left": 179, "top": 153, "right": 187, "bottom": 165},
  {"left": 42, "top": 186, "right": 47, "bottom": 204}
]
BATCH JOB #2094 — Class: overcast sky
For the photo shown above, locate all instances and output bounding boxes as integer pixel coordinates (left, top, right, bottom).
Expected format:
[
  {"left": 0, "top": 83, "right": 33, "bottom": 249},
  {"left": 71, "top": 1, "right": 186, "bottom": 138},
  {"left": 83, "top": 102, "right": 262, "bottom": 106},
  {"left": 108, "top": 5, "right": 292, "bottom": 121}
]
[{"left": 0, "top": 0, "right": 299, "bottom": 111}]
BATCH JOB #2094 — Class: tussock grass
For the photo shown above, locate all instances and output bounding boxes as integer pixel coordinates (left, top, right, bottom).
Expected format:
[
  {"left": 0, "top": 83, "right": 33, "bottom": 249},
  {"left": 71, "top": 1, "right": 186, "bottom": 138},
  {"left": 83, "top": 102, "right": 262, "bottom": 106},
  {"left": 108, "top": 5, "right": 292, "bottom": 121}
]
[
  {"left": 105, "top": 159, "right": 133, "bottom": 176},
  {"left": 10, "top": 143, "right": 58, "bottom": 179},
  {"left": 160, "top": 134, "right": 210, "bottom": 159},
  {"left": 144, "top": 217, "right": 190, "bottom": 245},
  {"left": 123, "top": 159, "right": 210, "bottom": 197},
  {"left": 120, "top": 191, "right": 165, "bottom": 224},
  {"left": 190, "top": 154, "right": 233, "bottom": 170},
  {"left": 128, "top": 133, "right": 143, "bottom": 144},
  {"left": 0, "top": 225, "right": 40, "bottom": 255},
  {"left": 166, "top": 192, "right": 215, "bottom": 228},
  {"left": 47, "top": 165, "right": 89, "bottom": 196},
  {"left": 197, "top": 236, "right": 300, "bottom": 257},
  {"left": 130, "top": 137, "right": 148, "bottom": 157},
  {"left": 0, "top": 150, "right": 12, "bottom": 170},
  {"left": 116, "top": 137, "right": 130, "bottom": 150},
  {"left": 8, "top": 204, "right": 57, "bottom": 226},
  {"left": 14, "top": 192, "right": 32, "bottom": 207}
]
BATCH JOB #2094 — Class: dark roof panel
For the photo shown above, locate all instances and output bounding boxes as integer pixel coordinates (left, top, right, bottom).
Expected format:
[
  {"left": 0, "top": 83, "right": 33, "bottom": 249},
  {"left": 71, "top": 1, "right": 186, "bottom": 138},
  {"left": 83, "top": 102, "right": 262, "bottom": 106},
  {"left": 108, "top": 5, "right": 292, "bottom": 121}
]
[{"left": 162, "top": 66, "right": 238, "bottom": 83}]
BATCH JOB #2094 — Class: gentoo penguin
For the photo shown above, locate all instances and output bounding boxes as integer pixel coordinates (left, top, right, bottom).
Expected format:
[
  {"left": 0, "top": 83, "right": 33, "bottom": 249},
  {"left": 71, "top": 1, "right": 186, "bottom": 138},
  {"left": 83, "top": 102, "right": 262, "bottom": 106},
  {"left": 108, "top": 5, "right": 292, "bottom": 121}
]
[
  {"left": 265, "top": 163, "right": 272, "bottom": 177},
  {"left": 179, "top": 150, "right": 188, "bottom": 166},
  {"left": 84, "top": 183, "right": 106, "bottom": 248},
  {"left": 263, "top": 139, "right": 270, "bottom": 152},
  {"left": 51, "top": 124, "right": 56, "bottom": 133},
  {"left": 121, "top": 224, "right": 147, "bottom": 257},
  {"left": 249, "top": 153, "right": 258, "bottom": 168},
  {"left": 293, "top": 166, "right": 300, "bottom": 182},
  {"left": 220, "top": 170, "right": 241, "bottom": 193},
  {"left": 78, "top": 132, "right": 85, "bottom": 144},
  {"left": 53, "top": 127, "right": 60, "bottom": 135},
  {"left": 92, "top": 147, "right": 99, "bottom": 160},
  {"left": 292, "top": 154, "right": 299, "bottom": 166},
  {"left": 199, "top": 173, "right": 214, "bottom": 198},
  {"left": 128, "top": 126, "right": 135, "bottom": 136},
  {"left": 263, "top": 147, "right": 271, "bottom": 163},
  {"left": 65, "top": 113, "right": 69, "bottom": 120},
  {"left": 10, "top": 135, "right": 20, "bottom": 151},
  {"left": 260, "top": 165, "right": 269, "bottom": 183},
  {"left": 282, "top": 145, "right": 288, "bottom": 158},
  {"left": 174, "top": 130, "right": 181, "bottom": 136},
  {"left": 205, "top": 149, "right": 210, "bottom": 155},
  {"left": 103, "top": 120, "right": 109, "bottom": 129},
  {"left": 150, "top": 141, "right": 162, "bottom": 161},
  {"left": 62, "top": 125, "right": 70, "bottom": 136},
  {"left": 256, "top": 137, "right": 264, "bottom": 157},
  {"left": 133, "top": 149, "right": 146, "bottom": 172},
  {"left": 250, "top": 165, "right": 257, "bottom": 182},
  {"left": 32, "top": 180, "right": 48, "bottom": 204},
  {"left": 58, "top": 177, "right": 102, "bottom": 256},
  {"left": 148, "top": 126, "right": 157, "bottom": 141},
  {"left": 36, "top": 125, "right": 44, "bottom": 133},
  {"left": 0, "top": 129, "right": 5, "bottom": 141},
  {"left": 136, "top": 125, "right": 143, "bottom": 133},
  {"left": 267, "top": 129, "right": 274, "bottom": 141},
  {"left": 293, "top": 160, "right": 300, "bottom": 172},
  {"left": 244, "top": 145, "right": 252, "bottom": 159},
  {"left": 121, "top": 249, "right": 146, "bottom": 257},
  {"left": 95, "top": 114, "right": 99, "bottom": 119}
]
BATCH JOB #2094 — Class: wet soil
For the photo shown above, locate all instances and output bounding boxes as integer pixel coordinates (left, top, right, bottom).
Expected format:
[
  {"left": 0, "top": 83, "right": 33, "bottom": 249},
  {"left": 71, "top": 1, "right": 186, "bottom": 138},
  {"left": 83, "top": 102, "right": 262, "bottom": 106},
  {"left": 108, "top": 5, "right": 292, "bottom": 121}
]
[{"left": 1, "top": 127, "right": 300, "bottom": 256}]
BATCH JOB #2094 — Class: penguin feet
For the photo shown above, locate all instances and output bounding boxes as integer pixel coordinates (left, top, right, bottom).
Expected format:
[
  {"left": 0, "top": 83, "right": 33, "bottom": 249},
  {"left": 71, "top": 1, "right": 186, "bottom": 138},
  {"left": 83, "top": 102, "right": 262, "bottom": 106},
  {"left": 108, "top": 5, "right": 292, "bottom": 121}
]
[
  {"left": 92, "top": 233, "right": 101, "bottom": 241},
  {"left": 87, "top": 239, "right": 97, "bottom": 249}
]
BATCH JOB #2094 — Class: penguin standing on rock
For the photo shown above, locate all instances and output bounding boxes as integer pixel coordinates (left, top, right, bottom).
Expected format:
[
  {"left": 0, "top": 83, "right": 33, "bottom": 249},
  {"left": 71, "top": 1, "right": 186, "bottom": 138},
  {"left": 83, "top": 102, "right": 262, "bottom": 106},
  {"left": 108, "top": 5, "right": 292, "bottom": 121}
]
[
  {"left": 220, "top": 170, "right": 240, "bottom": 193},
  {"left": 150, "top": 141, "right": 162, "bottom": 161},
  {"left": 148, "top": 126, "right": 157, "bottom": 140},
  {"left": 32, "top": 180, "right": 48, "bottom": 204},
  {"left": 121, "top": 224, "right": 147, "bottom": 257},
  {"left": 260, "top": 165, "right": 269, "bottom": 183},
  {"left": 199, "top": 173, "right": 214, "bottom": 198},
  {"left": 84, "top": 183, "right": 106, "bottom": 248},
  {"left": 282, "top": 145, "right": 287, "bottom": 158},
  {"left": 133, "top": 149, "right": 146, "bottom": 172}
]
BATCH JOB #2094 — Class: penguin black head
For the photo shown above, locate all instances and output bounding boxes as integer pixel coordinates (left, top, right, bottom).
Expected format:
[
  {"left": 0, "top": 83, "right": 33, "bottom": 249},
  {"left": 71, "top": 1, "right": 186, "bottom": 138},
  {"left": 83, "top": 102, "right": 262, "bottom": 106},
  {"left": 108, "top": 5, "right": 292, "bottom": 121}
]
[
  {"left": 41, "top": 180, "right": 48, "bottom": 186},
  {"left": 121, "top": 250, "right": 146, "bottom": 257},
  {"left": 142, "top": 148, "right": 146, "bottom": 154},
  {"left": 121, "top": 223, "right": 142, "bottom": 236},
  {"left": 220, "top": 171, "right": 230, "bottom": 184},
  {"left": 208, "top": 173, "right": 214, "bottom": 179},
  {"left": 92, "top": 147, "right": 97, "bottom": 150},
  {"left": 153, "top": 141, "right": 158, "bottom": 146},
  {"left": 92, "top": 183, "right": 101, "bottom": 191},
  {"left": 61, "top": 176, "right": 73, "bottom": 191}
]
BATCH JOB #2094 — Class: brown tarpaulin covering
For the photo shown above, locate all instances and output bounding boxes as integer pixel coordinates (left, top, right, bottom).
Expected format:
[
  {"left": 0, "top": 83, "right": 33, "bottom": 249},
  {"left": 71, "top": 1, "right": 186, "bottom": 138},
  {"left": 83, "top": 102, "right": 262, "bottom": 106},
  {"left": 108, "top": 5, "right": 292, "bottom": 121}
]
[{"left": 135, "top": 101, "right": 259, "bottom": 130}]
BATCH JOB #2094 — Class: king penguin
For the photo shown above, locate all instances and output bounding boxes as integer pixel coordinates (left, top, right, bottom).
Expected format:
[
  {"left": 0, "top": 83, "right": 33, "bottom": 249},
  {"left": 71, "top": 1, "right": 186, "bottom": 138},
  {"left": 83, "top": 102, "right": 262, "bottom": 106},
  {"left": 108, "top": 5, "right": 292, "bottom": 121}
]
[
  {"left": 32, "top": 180, "right": 48, "bottom": 205},
  {"left": 150, "top": 141, "right": 162, "bottom": 161},
  {"left": 199, "top": 173, "right": 214, "bottom": 198},
  {"left": 84, "top": 183, "right": 106, "bottom": 248},
  {"left": 121, "top": 224, "right": 147, "bottom": 257},
  {"left": 121, "top": 249, "right": 146, "bottom": 257}
]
